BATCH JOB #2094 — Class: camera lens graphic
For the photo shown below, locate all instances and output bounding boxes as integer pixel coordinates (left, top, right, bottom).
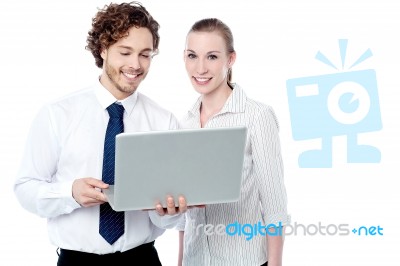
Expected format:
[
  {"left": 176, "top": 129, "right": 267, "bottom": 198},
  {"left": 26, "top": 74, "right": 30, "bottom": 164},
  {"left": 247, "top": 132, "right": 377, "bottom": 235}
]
[{"left": 327, "top": 81, "right": 370, "bottom": 125}]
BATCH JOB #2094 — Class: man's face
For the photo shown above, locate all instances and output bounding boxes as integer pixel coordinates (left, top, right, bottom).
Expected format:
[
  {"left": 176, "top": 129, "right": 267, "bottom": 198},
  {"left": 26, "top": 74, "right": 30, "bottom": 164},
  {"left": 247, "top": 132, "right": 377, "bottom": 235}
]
[{"left": 100, "top": 26, "right": 156, "bottom": 99}]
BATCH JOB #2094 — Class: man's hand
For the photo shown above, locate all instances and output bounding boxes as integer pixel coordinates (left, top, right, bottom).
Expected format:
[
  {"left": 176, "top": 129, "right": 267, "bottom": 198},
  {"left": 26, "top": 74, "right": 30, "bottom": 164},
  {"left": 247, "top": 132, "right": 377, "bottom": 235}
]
[{"left": 72, "top": 177, "right": 109, "bottom": 207}]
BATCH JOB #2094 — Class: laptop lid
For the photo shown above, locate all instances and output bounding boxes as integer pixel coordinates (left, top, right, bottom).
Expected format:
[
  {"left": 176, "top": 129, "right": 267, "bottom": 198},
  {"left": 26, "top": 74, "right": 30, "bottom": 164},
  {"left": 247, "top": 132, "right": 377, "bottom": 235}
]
[{"left": 103, "top": 126, "right": 247, "bottom": 211}]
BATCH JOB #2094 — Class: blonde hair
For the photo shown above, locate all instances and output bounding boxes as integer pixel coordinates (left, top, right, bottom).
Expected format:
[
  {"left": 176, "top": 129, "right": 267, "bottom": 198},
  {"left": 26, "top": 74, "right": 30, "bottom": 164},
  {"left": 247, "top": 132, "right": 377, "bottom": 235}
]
[{"left": 188, "top": 18, "right": 235, "bottom": 84}]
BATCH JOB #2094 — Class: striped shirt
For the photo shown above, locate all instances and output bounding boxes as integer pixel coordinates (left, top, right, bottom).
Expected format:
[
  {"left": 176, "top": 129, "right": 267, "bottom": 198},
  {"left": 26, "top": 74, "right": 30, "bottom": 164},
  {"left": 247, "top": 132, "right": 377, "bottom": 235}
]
[{"left": 176, "top": 84, "right": 290, "bottom": 266}]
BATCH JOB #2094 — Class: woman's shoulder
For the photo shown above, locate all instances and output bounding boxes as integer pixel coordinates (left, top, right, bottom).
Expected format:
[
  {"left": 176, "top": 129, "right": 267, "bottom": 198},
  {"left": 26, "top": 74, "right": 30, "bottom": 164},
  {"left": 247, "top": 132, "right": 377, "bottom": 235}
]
[
  {"left": 235, "top": 86, "right": 279, "bottom": 128},
  {"left": 244, "top": 95, "right": 275, "bottom": 117},
  {"left": 232, "top": 83, "right": 273, "bottom": 112}
]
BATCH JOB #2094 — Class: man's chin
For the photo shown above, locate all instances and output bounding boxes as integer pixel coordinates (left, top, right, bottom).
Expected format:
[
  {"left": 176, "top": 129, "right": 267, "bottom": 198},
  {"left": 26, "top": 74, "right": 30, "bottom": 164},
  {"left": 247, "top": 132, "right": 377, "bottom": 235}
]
[{"left": 120, "top": 85, "right": 138, "bottom": 94}]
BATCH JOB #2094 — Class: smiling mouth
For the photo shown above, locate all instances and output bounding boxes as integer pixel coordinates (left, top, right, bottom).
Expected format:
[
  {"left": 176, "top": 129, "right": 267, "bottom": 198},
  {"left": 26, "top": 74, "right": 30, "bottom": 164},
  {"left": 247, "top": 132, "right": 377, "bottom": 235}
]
[
  {"left": 122, "top": 71, "right": 142, "bottom": 80},
  {"left": 194, "top": 77, "right": 212, "bottom": 83}
]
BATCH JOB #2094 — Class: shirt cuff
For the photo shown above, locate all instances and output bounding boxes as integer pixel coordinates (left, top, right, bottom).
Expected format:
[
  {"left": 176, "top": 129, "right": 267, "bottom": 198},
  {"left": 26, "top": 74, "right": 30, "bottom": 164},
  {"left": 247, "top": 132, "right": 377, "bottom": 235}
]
[
  {"left": 148, "top": 210, "right": 183, "bottom": 229},
  {"left": 175, "top": 214, "right": 186, "bottom": 231},
  {"left": 37, "top": 180, "right": 81, "bottom": 217},
  {"left": 264, "top": 212, "right": 291, "bottom": 226},
  {"left": 59, "top": 179, "right": 81, "bottom": 208}
]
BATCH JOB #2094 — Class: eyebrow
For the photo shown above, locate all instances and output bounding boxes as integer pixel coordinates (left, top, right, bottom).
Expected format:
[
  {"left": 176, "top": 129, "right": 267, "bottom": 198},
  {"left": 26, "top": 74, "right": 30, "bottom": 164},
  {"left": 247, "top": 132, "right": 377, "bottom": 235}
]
[
  {"left": 117, "top": 45, "right": 154, "bottom": 52},
  {"left": 185, "top": 49, "right": 222, "bottom": 54}
]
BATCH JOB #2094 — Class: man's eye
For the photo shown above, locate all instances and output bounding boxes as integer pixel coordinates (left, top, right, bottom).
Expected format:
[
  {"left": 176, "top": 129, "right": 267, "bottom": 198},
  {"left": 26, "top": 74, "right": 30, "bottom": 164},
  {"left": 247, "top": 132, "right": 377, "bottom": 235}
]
[{"left": 120, "top": 53, "right": 130, "bottom": 56}]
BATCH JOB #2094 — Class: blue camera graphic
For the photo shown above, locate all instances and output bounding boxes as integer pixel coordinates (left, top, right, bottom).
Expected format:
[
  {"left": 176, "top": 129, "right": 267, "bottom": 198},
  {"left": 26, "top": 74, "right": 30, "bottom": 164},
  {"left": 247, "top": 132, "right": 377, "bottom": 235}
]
[{"left": 286, "top": 40, "right": 382, "bottom": 168}]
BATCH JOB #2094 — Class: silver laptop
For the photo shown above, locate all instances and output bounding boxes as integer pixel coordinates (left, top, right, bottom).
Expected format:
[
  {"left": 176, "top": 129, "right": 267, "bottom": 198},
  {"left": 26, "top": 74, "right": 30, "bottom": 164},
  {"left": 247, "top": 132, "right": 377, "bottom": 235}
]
[{"left": 103, "top": 126, "right": 247, "bottom": 211}]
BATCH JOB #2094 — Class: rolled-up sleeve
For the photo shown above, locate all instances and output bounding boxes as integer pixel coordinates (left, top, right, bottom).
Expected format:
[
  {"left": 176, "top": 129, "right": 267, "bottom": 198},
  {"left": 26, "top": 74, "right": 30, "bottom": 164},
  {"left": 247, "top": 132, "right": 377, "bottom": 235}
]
[
  {"left": 148, "top": 211, "right": 184, "bottom": 229},
  {"left": 251, "top": 105, "right": 290, "bottom": 225},
  {"left": 174, "top": 213, "right": 186, "bottom": 231}
]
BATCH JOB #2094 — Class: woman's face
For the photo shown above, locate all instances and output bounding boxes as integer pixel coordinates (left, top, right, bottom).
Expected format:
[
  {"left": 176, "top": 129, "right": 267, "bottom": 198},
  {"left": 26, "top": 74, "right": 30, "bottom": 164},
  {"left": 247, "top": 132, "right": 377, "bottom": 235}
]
[{"left": 184, "top": 31, "right": 235, "bottom": 96}]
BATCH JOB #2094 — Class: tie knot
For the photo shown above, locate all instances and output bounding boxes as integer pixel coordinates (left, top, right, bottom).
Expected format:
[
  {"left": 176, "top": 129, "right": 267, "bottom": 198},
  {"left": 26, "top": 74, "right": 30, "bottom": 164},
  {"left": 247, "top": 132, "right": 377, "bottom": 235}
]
[{"left": 106, "top": 103, "right": 124, "bottom": 118}]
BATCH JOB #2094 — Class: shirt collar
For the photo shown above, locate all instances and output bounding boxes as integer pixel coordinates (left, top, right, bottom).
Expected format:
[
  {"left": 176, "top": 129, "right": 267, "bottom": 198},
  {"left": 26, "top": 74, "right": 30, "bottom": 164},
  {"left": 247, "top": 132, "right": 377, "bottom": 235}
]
[
  {"left": 94, "top": 78, "right": 138, "bottom": 116},
  {"left": 188, "top": 83, "right": 247, "bottom": 117}
]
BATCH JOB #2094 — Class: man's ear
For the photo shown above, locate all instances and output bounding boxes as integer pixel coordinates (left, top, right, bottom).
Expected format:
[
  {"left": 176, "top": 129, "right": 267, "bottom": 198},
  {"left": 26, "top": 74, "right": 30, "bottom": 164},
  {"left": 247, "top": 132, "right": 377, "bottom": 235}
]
[{"left": 101, "top": 48, "right": 107, "bottom": 60}]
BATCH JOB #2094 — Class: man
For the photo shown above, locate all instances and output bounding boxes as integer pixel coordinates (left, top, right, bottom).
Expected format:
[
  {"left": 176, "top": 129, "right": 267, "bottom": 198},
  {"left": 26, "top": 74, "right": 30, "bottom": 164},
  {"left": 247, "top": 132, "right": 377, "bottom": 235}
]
[{"left": 14, "top": 2, "right": 185, "bottom": 265}]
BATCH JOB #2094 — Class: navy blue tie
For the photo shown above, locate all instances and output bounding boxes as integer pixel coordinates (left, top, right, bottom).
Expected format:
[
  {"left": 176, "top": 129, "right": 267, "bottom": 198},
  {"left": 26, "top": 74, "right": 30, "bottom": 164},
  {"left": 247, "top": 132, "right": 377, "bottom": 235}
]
[{"left": 99, "top": 103, "right": 125, "bottom": 245}]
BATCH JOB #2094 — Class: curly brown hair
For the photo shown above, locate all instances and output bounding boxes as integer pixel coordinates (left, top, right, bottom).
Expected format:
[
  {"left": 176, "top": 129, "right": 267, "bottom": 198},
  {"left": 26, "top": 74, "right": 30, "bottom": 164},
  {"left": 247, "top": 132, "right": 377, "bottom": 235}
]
[{"left": 86, "top": 1, "right": 160, "bottom": 68}]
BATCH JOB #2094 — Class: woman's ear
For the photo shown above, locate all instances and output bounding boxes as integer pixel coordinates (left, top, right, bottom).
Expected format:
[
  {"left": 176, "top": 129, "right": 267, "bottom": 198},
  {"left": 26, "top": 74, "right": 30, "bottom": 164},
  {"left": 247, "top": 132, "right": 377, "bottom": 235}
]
[{"left": 228, "top": 52, "right": 237, "bottom": 67}]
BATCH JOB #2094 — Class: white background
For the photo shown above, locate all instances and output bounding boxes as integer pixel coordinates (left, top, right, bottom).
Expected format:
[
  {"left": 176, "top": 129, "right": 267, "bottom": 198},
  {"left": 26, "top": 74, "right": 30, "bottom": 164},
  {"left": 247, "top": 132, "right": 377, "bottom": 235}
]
[{"left": 1, "top": 0, "right": 400, "bottom": 265}]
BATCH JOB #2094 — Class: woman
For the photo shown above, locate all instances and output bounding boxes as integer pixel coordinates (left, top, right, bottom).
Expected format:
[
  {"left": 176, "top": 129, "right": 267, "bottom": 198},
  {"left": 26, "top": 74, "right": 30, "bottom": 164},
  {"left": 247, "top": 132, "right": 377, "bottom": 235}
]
[{"left": 176, "top": 18, "right": 290, "bottom": 266}]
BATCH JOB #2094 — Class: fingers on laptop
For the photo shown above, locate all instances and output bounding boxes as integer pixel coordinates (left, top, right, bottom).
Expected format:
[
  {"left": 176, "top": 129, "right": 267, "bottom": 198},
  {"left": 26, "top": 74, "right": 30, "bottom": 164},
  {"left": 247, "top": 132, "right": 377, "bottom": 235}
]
[
  {"left": 178, "top": 196, "right": 188, "bottom": 213},
  {"left": 153, "top": 196, "right": 188, "bottom": 216}
]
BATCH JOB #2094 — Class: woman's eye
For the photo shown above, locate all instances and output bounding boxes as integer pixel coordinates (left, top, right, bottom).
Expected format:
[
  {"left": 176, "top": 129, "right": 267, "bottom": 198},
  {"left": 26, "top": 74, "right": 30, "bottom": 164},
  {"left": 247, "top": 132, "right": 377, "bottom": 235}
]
[
  {"left": 208, "top": 55, "right": 217, "bottom": 60},
  {"left": 187, "top": 53, "right": 197, "bottom": 59}
]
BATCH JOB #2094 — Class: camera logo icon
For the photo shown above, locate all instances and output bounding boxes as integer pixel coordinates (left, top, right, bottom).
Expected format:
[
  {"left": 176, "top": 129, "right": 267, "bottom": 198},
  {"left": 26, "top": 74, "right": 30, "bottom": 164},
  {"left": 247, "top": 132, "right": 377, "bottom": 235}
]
[{"left": 286, "top": 39, "right": 382, "bottom": 168}]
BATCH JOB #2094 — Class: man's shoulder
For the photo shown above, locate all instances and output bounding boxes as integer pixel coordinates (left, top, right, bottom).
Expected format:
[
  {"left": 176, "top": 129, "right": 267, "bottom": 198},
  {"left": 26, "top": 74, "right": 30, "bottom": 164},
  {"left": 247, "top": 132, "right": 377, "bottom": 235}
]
[
  {"left": 136, "top": 92, "right": 174, "bottom": 116},
  {"left": 47, "top": 86, "right": 96, "bottom": 108},
  {"left": 135, "top": 92, "right": 179, "bottom": 129}
]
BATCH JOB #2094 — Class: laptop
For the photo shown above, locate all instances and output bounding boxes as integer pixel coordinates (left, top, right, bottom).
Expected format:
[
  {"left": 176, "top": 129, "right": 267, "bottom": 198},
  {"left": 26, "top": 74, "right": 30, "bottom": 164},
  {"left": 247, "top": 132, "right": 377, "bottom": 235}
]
[{"left": 103, "top": 126, "right": 247, "bottom": 211}]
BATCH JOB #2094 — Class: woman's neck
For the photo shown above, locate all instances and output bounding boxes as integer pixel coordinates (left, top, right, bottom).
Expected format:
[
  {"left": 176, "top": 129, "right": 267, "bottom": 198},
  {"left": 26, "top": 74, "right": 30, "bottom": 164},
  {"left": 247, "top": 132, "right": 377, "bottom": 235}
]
[{"left": 200, "top": 83, "right": 233, "bottom": 127}]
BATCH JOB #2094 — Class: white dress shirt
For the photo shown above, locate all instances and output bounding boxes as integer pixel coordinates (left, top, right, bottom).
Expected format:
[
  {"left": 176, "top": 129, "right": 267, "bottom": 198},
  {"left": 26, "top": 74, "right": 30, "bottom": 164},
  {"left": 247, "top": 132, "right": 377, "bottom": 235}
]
[
  {"left": 177, "top": 84, "right": 290, "bottom": 266},
  {"left": 14, "top": 80, "right": 181, "bottom": 254}
]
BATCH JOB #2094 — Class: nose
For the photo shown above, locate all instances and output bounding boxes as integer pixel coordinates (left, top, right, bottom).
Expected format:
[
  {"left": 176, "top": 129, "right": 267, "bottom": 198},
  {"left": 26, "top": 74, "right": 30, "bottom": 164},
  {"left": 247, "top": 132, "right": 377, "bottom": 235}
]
[
  {"left": 196, "top": 58, "right": 208, "bottom": 75},
  {"left": 128, "top": 54, "right": 141, "bottom": 70}
]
